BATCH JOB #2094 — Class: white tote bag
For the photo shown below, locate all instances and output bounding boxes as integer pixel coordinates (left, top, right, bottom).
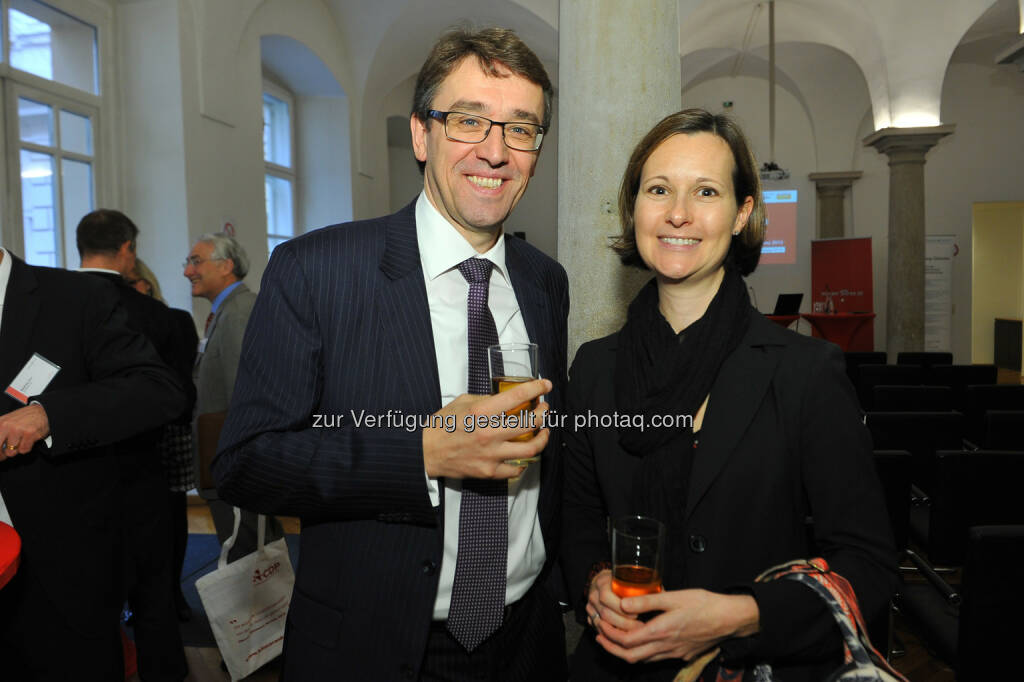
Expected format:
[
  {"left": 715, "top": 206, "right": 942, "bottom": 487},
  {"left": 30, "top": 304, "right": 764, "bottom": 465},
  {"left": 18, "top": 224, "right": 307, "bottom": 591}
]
[{"left": 196, "top": 508, "right": 295, "bottom": 681}]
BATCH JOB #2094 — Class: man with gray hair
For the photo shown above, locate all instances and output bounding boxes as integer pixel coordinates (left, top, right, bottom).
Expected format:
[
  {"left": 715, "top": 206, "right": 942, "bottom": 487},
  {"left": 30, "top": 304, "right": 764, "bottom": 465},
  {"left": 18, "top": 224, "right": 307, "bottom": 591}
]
[{"left": 185, "top": 233, "right": 282, "bottom": 559}]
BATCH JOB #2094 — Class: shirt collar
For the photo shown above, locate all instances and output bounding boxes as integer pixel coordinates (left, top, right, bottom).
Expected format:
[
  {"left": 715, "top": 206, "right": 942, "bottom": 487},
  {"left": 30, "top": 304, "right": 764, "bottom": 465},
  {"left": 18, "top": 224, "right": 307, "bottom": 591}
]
[
  {"left": 77, "top": 267, "right": 122, "bottom": 276},
  {"left": 212, "top": 281, "right": 242, "bottom": 314},
  {"left": 415, "top": 191, "right": 510, "bottom": 285},
  {"left": 0, "top": 248, "right": 11, "bottom": 308}
]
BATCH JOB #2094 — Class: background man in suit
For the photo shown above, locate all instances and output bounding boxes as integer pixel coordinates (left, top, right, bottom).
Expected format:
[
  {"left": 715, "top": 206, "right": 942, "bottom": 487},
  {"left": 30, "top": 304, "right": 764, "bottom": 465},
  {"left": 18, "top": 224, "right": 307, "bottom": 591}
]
[
  {"left": 0, "top": 247, "right": 185, "bottom": 680},
  {"left": 78, "top": 209, "right": 191, "bottom": 682},
  {"left": 185, "top": 233, "right": 282, "bottom": 561},
  {"left": 214, "top": 27, "right": 569, "bottom": 681}
]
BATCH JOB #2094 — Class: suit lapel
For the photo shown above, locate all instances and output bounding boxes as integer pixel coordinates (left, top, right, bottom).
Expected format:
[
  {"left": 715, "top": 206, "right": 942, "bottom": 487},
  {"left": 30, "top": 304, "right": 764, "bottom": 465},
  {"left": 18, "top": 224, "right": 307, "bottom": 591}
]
[
  {"left": 504, "top": 238, "right": 552, "bottom": 378},
  {"left": 377, "top": 203, "right": 442, "bottom": 416},
  {"left": 206, "top": 283, "right": 248, "bottom": 341},
  {"left": 504, "top": 237, "right": 563, "bottom": 538},
  {"left": 0, "top": 256, "right": 41, "bottom": 409},
  {"left": 686, "top": 315, "right": 782, "bottom": 518}
]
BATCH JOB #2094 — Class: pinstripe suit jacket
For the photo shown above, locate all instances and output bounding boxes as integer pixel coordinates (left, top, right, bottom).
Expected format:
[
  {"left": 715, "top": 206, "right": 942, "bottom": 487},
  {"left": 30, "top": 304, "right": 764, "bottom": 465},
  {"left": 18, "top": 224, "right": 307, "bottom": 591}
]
[{"left": 214, "top": 201, "right": 569, "bottom": 681}]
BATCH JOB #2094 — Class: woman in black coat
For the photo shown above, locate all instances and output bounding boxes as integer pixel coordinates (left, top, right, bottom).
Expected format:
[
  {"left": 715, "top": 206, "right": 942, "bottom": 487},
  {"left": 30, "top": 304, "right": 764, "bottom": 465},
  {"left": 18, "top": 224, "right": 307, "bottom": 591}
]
[{"left": 561, "top": 110, "right": 898, "bottom": 681}]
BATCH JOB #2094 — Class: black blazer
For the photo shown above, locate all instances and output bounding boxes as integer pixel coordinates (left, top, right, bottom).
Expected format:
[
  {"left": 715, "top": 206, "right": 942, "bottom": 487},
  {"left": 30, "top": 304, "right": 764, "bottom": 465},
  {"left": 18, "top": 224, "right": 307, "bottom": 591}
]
[
  {"left": 0, "top": 255, "right": 185, "bottom": 636},
  {"left": 214, "top": 201, "right": 569, "bottom": 681},
  {"left": 561, "top": 310, "right": 898, "bottom": 681},
  {"left": 84, "top": 271, "right": 195, "bottom": 468}
]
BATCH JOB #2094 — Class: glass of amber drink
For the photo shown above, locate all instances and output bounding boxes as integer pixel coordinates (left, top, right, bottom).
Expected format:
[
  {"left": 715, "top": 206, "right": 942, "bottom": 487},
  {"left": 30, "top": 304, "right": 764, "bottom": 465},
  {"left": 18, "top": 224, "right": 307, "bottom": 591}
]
[
  {"left": 488, "top": 342, "right": 540, "bottom": 464},
  {"left": 611, "top": 515, "right": 665, "bottom": 598}
]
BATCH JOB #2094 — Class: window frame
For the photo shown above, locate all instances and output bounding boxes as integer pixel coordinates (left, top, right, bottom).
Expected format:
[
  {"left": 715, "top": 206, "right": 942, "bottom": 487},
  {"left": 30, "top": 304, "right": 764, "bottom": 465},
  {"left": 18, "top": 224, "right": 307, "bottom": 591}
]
[
  {"left": 6, "top": 80, "right": 98, "bottom": 266},
  {"left": 0, "top": 0, "right": 111, "bottom": 264},
  {"left": 262, "top": 76, "right": 297, "bottom": 255}
]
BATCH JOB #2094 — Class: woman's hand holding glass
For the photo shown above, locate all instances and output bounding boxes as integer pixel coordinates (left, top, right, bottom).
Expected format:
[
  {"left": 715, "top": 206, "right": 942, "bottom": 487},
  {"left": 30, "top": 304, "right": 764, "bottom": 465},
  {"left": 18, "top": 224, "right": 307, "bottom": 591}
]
[
  {"left": 585, "top": 568, "right": 645, "bottom": 636},
  {"left": 592, "top": 587, "right": 760, "bottom": 664}
]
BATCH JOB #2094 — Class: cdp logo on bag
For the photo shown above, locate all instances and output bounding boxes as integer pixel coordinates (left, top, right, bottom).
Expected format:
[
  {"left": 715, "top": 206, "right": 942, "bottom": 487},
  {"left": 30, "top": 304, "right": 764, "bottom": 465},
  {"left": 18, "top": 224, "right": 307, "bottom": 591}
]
[{"left": 252, "top": 561, "right": 282, "bottom": 585}]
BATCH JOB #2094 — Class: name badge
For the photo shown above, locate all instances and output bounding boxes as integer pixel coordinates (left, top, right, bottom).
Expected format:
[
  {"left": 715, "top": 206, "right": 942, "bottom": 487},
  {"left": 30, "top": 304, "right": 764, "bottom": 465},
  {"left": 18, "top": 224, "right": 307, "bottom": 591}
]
[
  {"left": 198, "top": 337, "right": 208, "bottom": 354},
  {"left": 5, "top": 353, "right": 60, "bottom": 404}
]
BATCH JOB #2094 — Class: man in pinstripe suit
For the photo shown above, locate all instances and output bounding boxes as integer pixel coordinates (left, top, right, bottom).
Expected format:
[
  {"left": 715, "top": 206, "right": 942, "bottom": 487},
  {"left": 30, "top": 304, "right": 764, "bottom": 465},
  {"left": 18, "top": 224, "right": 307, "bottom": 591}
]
[{"left": 215, "top": 28, "right": 569, "bottom": 681}]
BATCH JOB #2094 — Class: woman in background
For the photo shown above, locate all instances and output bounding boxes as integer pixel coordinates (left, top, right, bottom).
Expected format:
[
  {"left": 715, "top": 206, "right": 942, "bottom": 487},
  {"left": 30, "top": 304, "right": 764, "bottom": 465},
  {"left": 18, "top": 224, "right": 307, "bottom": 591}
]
[
  {"left": 132, "top": 257, "right": 199, "bottom": 621},
  {"left": 561, "top": 109, "right": 897, "bottom": 681}
]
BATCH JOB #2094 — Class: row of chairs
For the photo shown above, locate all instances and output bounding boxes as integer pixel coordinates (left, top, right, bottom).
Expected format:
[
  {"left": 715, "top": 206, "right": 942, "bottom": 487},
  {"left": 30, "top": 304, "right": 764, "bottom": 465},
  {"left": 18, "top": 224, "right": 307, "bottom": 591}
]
[
  {"left": 869, "top": 386, "right": 1024, "bottom": 446},
  {"left": 869, "top": 440, "right": 1024, "bottom": 678},
  {"left": 843, "top": 353, "right": 1024, "bottom": 675},
  {"left": 850, "top": 362, "right": 1000, "bottom": 412}
]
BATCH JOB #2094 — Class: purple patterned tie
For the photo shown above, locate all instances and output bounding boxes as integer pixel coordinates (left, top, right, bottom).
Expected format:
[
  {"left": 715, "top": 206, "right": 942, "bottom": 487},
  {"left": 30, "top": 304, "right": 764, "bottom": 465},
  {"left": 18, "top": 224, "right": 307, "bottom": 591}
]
[{"left": 447, "top": 257, "right": 508, "bottom": 651}]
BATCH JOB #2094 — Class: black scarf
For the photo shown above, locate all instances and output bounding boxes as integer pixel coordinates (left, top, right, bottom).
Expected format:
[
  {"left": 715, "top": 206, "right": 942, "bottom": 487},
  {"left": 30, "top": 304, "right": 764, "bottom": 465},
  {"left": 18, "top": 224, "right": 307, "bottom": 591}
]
[{"left": 613, "top": 264, "right": 752, "bottom": 588}]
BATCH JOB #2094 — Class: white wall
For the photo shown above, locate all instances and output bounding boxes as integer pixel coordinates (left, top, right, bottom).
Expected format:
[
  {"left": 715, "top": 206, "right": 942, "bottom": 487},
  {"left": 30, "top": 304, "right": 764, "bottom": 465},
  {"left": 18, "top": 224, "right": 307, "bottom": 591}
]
[
  {"left": 298, "top": 95, "right": 353, "bottom": 231},
  {"left": 105, "top": 1, "right": 1024, "bottom": 357},
  {"left": 927, "top": 42, "right": 1024, "bottom": 361},
  {"left": 681, "top": 75, "right": 820, "bottom": 331},
  {"left": 115, "top": 0, "right": 356, "bottom": 325},
  {"left": 117, "top": 0, "right": 192, "bottom": 311}
]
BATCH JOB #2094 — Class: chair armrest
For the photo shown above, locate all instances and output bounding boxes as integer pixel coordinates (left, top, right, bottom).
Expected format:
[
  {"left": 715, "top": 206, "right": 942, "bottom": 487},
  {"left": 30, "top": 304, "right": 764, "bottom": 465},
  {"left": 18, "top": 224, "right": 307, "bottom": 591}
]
[{"left": 905, "top": 549, "right": 960, "bottom": 606}]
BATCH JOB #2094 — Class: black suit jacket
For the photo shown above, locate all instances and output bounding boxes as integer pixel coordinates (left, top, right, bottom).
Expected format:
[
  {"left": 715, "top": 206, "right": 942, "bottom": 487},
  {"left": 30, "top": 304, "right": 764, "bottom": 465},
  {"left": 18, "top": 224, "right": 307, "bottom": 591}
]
[
  {"left": 562, "top": 311, "right": 898, "bottom": 681},
  {"left": 0, "top": 255, "right": 185, "bottom": 635},
  {"left": 214, "top": 202, "right": 569, "bottom": 680},
  {"left": 85, "top": 272, "right": 195, "bottom": 470}
]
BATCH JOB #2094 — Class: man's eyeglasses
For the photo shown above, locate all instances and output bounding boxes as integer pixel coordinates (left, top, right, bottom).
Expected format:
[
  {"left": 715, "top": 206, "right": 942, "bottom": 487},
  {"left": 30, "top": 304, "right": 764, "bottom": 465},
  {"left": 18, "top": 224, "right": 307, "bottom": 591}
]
[
  {"left": 182, "top": 255, "right": 224, "bottom": 268},
  {"left": 427, "top": 110, "right": 545, "bottom": 151}
]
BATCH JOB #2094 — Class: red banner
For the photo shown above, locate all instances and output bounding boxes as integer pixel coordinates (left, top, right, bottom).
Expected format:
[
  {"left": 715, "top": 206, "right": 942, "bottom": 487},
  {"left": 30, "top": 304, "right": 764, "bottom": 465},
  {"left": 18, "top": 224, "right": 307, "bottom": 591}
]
[{"left": 810, "top": 238, "right": 874, "bottom": 351}]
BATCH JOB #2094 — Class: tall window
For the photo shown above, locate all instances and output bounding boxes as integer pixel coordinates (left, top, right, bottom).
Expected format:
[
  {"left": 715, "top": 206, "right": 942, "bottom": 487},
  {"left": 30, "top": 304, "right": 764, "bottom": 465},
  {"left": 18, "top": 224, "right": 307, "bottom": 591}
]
[
  {"left": 0, "top": 0, "right": 102, "bottom": 268},
  {"left": 263, "top": 80, "right": 295, "bottom": 255}
]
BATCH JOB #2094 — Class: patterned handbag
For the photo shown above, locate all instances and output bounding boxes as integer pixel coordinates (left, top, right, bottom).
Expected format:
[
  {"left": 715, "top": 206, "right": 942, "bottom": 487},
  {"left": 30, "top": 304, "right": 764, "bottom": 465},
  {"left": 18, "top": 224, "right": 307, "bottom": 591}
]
[{"left": 677, "top": 558, "right": 908, "bottom": 682}]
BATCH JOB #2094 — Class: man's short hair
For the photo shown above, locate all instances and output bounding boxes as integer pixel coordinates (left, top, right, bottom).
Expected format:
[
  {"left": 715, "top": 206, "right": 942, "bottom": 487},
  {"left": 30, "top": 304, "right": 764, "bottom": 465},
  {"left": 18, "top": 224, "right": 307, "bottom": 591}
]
[
  {"left": 198, "top": 233, "right": 249, "bottom": 280},
  {"left": 76, "top": 209, "right": 139, "bottom": 257},
  {"left": 411, "top": 28, "right": 553, "bottom": 169}
]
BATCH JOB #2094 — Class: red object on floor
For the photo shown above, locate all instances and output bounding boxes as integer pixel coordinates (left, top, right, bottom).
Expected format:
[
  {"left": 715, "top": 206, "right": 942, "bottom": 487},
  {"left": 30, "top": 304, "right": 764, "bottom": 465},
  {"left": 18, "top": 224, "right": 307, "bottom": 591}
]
[
  {"left": 122, "top": 626, "right": 138, "bottom": 678},
  {"left": 0, "top": 522, "right": 19, "bottom": 589}
]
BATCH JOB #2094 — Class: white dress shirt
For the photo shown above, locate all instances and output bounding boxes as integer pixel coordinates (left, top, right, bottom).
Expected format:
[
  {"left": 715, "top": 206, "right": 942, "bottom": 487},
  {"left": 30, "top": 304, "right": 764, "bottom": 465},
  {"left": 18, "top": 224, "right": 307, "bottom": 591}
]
[
  {"left": 0, "top": 248, "right": 14, "bottom": 526},
  {"left": 415, "top": 193, "right": 546, "bottom": 620}
]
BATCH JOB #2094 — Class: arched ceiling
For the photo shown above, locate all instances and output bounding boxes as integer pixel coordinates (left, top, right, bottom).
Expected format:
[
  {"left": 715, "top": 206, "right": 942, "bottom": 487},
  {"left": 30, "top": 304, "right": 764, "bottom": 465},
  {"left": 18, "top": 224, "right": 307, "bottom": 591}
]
[
  {"left": 319, "top": 0, "right": 1015, "bottom": 162},
  {"left": 261, "top": 34, "right": 345, "bottom": 97}
]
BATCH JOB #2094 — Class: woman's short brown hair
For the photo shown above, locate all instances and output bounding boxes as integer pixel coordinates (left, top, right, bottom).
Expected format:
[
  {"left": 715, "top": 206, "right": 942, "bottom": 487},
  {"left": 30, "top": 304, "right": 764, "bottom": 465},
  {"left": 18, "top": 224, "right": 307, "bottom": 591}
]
[{"left": 611, "top": 109, "right": 766, "bottom": 276}]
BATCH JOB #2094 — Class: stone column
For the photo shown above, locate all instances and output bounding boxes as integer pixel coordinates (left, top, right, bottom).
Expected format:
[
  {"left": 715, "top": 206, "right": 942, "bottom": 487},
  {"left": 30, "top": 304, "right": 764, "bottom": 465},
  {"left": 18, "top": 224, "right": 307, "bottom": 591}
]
[
  {"left": 808, "top": 171, "right": 862, "bottom": 238},
  {"left": 864, "top": 125, "right": 954, "bottom": 357},
  {"left": 558, "top": 0, "right": 680, "bottom": 358}
]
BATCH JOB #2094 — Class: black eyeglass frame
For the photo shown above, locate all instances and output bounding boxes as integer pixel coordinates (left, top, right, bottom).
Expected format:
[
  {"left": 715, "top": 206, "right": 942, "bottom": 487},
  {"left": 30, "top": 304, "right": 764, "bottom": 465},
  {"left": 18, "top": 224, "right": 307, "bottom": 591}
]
[{"left": 426, "top": 110, "right": 546, "bottom": 151}]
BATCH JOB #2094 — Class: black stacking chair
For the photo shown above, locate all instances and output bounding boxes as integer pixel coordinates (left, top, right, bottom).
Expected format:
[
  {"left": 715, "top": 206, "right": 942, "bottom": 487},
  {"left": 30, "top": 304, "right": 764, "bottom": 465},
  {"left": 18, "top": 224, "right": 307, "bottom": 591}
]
[
  {"left": 865, "top": 411, "right": 963, "bottom": 496},
  {"left": 896, "top": 351, "right": 952, "bottom": 368},
  {"left": 898, "top": 525, "right": 1024, "bottom": 680},
  {"left": 984, "top": 410, "right": 1024, "bottom": 449},
  {"left": 872, "top": 450, "right": 913, "bottom": 551},
  {"left": 872, "top": 385, "right": 953, "bottom": 412},
  {"left": 926, "top": 364, "right": 998, "bottom": 412},
  {"left": 857, "top": 365, "right": 923, "bottom": 410},
  {"left": 844, "top": 351, "right": 887, "bottom": 392},
  {"left": 908, "top": 450, "right": 1024, "bottom": 566},
  {"left": 963, "top": 384, "right": 1024, "bottom": 446}
]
